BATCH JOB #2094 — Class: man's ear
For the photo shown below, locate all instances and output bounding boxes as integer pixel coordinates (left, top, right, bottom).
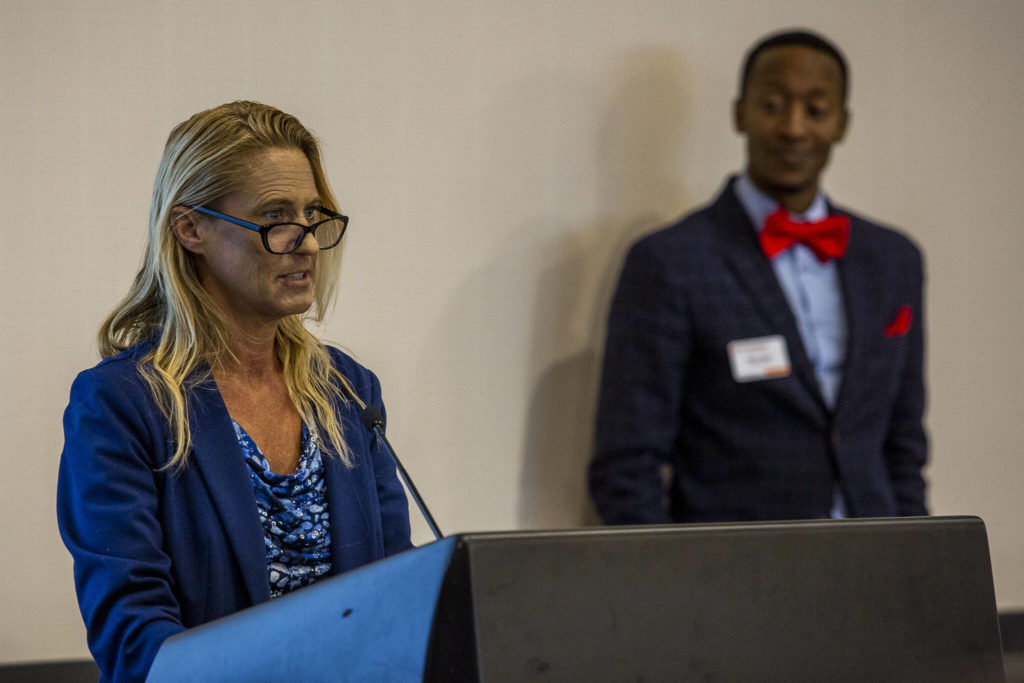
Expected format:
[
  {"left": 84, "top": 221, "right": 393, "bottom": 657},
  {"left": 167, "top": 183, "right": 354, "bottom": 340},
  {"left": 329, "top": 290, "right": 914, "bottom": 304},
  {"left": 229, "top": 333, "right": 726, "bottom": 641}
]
[
  {"left": 733, "top": 98, "right": 747, "bottom": 134},
  {"left": 835, "top": 106, "right": 851, "bottom": 144},
  {"left": 169, "top": 206, "right": 205, "bottom": 254}
]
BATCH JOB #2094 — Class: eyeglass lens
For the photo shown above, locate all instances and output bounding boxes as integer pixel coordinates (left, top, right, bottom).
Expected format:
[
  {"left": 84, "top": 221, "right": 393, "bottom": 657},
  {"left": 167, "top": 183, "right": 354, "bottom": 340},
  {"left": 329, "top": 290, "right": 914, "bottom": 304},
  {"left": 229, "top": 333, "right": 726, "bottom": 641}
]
[{"left": 265, "top": 211, "right": 345, "bottom": 253}]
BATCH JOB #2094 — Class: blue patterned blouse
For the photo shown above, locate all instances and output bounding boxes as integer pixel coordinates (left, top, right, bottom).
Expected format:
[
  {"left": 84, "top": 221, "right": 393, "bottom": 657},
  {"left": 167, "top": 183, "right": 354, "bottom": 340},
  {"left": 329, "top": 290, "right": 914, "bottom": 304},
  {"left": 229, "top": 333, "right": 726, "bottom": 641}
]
[{"left": 232, "top": 420, "right": 332, "bottom": 599}]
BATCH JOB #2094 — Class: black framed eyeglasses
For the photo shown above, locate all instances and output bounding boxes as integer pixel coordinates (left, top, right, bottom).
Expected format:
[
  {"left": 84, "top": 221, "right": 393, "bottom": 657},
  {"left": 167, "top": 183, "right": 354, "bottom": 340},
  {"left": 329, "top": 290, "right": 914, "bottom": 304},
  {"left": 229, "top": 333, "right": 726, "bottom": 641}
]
[{"left": 189, "top": 205, "right": 349, "bottom": 254}]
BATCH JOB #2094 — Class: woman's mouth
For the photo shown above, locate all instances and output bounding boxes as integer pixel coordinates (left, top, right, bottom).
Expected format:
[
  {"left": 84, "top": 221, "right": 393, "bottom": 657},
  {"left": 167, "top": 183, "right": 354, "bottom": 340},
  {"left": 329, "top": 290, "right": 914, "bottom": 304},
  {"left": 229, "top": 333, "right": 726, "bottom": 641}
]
[{"left": 280, "top": 271, "right": 311, "bottom": 283}]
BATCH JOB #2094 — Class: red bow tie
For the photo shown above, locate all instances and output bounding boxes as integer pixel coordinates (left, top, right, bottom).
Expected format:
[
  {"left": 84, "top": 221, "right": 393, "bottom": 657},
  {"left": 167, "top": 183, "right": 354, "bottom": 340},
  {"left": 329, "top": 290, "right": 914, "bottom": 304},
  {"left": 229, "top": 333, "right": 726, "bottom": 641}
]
[{"left": 759, "top": 206, "right": 850, "bottom": 262}]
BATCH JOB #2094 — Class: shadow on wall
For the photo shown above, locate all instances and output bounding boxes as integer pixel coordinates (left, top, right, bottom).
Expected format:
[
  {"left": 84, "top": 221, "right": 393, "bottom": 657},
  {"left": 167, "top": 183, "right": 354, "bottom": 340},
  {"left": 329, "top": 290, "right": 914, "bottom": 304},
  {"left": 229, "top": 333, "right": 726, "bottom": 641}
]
[{"left": 517, "top": 48, "right": 694, "bottom": 529}]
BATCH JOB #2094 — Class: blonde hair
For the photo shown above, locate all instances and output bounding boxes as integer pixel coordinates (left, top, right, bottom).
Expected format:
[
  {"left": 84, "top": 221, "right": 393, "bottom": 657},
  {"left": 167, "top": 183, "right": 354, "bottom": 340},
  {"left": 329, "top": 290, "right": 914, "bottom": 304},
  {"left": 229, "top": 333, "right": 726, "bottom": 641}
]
[{"left": 100, "top": 101, "right": 359, "bottom": 468}]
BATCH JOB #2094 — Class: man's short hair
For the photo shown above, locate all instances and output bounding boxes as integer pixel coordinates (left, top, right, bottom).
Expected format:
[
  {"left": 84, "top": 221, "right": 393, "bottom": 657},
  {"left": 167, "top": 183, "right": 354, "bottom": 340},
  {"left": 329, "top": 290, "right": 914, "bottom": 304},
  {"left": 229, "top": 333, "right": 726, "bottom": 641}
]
[{"left": 738, "top": 29, "right": 849, "bottom": 102}]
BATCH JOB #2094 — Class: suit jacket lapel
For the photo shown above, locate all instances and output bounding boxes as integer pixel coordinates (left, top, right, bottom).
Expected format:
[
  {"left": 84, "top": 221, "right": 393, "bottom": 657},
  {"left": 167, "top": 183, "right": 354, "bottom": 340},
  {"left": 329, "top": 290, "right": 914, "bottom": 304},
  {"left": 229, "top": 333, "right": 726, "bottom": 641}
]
[
  {"left": 324, "top": 450, "right": 374, "bottom": 574},
  {"left": 833, "top": 213, "right": 885, "bottom": 413},
  {"left": 712, "top": 181, "right": 826, "bottom": 406},
  {"left": 188, "top": 377, "right": 270, "bottom": 605}
]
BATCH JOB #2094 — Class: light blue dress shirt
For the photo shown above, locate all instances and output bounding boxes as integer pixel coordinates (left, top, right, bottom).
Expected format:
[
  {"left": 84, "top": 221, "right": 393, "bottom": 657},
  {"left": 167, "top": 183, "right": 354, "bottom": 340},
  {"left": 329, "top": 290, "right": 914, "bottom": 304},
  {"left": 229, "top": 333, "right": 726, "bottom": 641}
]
[{"left": 734, "top": 174, "right": 848, "bottom": 518}]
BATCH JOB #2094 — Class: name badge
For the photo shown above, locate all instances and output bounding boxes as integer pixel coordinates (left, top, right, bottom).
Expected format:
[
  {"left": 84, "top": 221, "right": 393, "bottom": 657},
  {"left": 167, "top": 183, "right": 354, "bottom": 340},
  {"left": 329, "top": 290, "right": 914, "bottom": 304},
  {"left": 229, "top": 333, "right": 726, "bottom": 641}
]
[{"left": 727, "top": 335, "right": 791, "bottom": 382}]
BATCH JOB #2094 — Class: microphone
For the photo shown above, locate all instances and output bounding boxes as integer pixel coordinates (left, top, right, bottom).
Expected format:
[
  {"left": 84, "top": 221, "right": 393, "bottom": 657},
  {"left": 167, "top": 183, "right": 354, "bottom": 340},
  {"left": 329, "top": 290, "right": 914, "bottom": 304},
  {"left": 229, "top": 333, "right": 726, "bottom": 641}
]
[{"left": 360, "top": 406, "right": 443, "bottom": 541}]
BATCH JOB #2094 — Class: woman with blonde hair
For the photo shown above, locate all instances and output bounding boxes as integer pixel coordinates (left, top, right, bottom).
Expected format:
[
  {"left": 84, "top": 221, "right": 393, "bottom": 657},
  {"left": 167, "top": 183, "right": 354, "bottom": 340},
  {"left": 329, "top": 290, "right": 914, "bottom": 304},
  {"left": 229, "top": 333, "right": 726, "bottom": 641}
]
[{"left": 58, "top": 101, "right": 412, "bottom": 682}]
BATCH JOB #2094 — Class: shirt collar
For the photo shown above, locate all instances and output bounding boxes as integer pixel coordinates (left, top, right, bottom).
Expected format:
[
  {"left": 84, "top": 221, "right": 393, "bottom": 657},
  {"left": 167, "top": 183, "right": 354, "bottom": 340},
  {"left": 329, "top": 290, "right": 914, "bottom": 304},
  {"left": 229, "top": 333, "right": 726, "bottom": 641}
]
[{"left": 734, "top": 173, "right": 830, "bottom": 233}]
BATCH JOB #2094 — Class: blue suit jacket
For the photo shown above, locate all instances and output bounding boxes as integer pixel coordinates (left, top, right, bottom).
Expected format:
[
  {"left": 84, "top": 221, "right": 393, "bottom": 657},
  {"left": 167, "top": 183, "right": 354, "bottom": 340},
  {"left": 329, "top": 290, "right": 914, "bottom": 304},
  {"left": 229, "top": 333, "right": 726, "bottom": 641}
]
[
  {"left": 589, "top": 178, "right": 927, "bottom": 524},
  {"left": 57, "top": 342, "right": 413, "bottom": 682}
]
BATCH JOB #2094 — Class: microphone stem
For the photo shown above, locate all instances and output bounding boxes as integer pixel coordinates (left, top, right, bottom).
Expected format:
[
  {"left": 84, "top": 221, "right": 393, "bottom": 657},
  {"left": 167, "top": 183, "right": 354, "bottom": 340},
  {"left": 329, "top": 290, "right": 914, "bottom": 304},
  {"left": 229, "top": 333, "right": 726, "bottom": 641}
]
[{"left": 373, "top": 426, "right": 443, "bottom": 541}]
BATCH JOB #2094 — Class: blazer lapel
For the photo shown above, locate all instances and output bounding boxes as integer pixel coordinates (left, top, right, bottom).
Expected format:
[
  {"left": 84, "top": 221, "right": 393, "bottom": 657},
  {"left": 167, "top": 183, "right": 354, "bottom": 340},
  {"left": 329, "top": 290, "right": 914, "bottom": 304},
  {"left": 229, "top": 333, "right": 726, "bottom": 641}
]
[
  {"left": 833, "top": 215, "right": 886, "bottom": 413},
  {"left": 713, "top": 182, "right": 826, "bottom": 406},
  {"left": 188, "top": 377, "right": 270, "bottom": 605},
  {"left": 324, "top": 443, "right": 373, "bottom": 574}
]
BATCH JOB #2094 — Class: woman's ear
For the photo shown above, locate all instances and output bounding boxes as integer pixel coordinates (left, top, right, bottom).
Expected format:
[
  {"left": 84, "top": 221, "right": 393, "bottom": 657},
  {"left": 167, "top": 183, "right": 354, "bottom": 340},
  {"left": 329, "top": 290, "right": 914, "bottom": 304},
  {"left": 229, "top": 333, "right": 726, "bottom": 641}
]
[{"left": 169, "top": 206, "right": 205, "bottom": 254}]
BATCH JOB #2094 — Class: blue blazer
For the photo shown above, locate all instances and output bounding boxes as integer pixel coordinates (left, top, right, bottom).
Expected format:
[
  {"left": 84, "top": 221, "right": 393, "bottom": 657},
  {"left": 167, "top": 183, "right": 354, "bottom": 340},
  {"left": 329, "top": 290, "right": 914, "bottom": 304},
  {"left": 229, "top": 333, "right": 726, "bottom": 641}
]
[
  {"left": 57, "top": 342, "right": 413, "bottom": 682},
  {"left": 590, "top": 178, "right": 927, "bottom": 523}
]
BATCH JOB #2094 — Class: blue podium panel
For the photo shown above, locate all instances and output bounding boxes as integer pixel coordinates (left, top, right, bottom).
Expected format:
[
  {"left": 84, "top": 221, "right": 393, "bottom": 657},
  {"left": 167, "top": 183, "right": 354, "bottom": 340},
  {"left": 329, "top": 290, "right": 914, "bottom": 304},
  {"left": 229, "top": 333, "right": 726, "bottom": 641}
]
[
  {"left": 148, "top": 537, "right": 458, "bottom": 682},
  {"left": 148, "top": 517, "right": 1004, "bottom": 682}
]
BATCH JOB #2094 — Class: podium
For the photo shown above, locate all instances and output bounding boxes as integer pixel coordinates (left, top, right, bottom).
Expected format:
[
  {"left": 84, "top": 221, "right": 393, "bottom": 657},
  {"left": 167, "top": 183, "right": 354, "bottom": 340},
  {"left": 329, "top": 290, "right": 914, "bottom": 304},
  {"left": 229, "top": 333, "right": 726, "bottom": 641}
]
[{"left": 147, "top": 516, "right": 1005, "bottom": 682}]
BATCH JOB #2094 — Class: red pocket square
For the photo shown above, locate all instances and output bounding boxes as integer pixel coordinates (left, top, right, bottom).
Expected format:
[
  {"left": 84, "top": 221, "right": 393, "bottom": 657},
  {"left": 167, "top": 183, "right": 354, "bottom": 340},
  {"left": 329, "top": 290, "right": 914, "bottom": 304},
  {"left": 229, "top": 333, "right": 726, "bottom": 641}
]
[{"left": 884, "top": 305, "right": 913, "bottom": 337}]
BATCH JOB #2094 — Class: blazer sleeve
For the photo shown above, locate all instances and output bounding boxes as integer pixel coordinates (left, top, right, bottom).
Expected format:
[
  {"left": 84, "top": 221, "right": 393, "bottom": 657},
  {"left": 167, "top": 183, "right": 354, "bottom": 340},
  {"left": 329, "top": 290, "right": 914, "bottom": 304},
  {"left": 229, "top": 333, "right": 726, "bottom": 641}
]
[
  {"left": 366, "top": 374, "right": 415, "bottom": 554},
  {"left": 883, "top": 244, "right": 929, "bottom": 515},
  {"left": 331, "top": 347, "right": 413, "bottom": 554},
  {"left": 57, "top": 363, "right": 185, "bottom": 683},
  {"left": 589, "top": 235, "right": 692, "bottom": 524}
]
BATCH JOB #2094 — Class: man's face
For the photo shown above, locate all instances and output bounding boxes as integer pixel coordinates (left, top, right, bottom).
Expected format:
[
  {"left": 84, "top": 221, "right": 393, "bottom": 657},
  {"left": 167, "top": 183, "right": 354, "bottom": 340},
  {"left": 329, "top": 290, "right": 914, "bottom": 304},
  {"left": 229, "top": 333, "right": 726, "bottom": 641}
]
[{"left": 735, "top": 45, "right": 848, "bottom": 211}]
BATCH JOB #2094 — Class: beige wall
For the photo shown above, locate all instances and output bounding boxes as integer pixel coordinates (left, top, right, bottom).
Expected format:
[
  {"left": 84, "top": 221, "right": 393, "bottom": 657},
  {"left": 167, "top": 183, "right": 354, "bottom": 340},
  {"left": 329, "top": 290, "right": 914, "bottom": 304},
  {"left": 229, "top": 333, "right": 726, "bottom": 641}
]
[{"left": 2, "top": 0, "right": 1022, "bottom": 663}]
